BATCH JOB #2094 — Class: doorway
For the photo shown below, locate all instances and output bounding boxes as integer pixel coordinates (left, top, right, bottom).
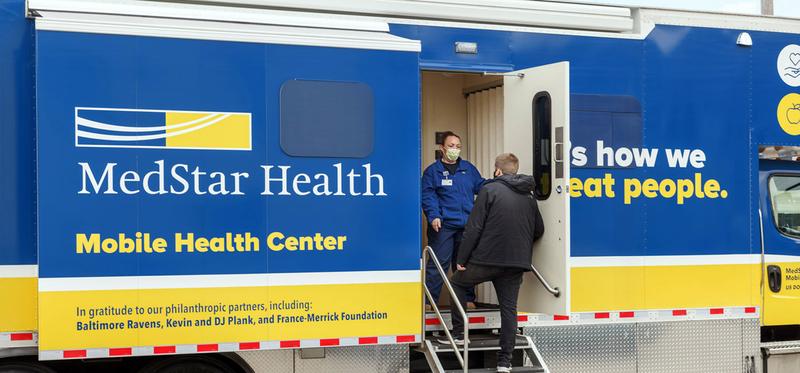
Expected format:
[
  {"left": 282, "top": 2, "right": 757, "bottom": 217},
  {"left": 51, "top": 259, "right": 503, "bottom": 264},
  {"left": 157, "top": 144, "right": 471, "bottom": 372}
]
[{"left": 420, "top": 63, "right": 571, "bottom": 316}]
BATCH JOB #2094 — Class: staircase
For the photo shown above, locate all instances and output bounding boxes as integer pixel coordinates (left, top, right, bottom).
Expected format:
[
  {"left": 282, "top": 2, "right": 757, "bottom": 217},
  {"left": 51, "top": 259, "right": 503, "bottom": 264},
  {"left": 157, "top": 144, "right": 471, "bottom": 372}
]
[
  {"left": 417, "top": 330, "right": 549, "bottom": 373},
  {"left": 421, "top": 246, "right": 551, "bottom": 373}
]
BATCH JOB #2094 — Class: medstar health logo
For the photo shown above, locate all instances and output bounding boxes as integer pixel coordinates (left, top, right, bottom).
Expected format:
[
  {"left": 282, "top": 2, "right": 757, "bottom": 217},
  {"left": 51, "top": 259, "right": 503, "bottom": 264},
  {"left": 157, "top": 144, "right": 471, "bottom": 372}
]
[{"left": 75, "top": 107, "right": 252, "bottom": 150}]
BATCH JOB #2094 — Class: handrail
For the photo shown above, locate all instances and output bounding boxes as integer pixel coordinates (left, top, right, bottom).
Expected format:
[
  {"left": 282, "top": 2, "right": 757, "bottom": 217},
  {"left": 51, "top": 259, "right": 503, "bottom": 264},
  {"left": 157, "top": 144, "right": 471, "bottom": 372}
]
[
  {"left": 530, "top": 264, "right": 560, "bottom": 297},
  {"left": 422, "top": 246, "right": 469, "bottom": 373}
]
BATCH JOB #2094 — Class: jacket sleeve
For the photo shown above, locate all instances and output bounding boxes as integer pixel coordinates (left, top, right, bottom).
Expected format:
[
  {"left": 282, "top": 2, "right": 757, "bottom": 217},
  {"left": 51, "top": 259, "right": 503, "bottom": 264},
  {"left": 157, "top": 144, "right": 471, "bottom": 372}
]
[
  {"left": 532, "top": 198, "right": 545, "bottom": 241},
  {"left": 421, "top": 167, "right": 441, "bottom": 223},
  {"left": 471, "top": 165, "right": 487, "bottom": 195},
  {"left": 457, "top": 187, "right": 491, "bottom": 265}
]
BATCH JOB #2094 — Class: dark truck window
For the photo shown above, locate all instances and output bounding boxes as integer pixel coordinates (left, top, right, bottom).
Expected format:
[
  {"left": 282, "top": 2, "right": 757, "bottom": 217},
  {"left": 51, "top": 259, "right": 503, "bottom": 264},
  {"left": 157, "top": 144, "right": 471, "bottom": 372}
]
[
  {"left": 280, "top": 80, "right": 374, "bottom": 157},
  {"left": 769, "top": 175, "right": 800, "bottom": 238},
  {"left": 533, "top": 92, "right": 552, "bottom": 200}
]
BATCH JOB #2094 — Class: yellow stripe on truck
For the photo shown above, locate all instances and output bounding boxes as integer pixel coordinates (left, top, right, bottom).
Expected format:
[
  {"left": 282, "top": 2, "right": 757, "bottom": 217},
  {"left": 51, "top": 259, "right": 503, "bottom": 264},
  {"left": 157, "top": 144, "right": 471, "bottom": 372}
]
[
  {"left": 571, "top": 264, "right": 761, "bottom": 312},
  {"left": 0, "top": 277, "right": 37, "bottom": 332},
  {"left": 38, "top": 282, "right": 420, "bottom": 351}
]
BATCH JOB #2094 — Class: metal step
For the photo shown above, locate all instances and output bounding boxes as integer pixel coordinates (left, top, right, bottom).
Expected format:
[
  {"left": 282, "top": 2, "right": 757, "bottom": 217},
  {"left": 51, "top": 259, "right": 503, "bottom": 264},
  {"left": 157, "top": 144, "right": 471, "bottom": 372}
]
[
  {"left": 763, "top": 340, "right": 800, "bottom": 355},
  {"left": 443, "top": 368, "right": 545, "bottom": 373},
  {"left": 429, "top": 334, "right": 532, "bottom": 353},
  {"left": 424, "top": 305, "right": 537, "bottom": 332},
  {"left": 420, "top": 334, "right": 549, "bottom": 373}
]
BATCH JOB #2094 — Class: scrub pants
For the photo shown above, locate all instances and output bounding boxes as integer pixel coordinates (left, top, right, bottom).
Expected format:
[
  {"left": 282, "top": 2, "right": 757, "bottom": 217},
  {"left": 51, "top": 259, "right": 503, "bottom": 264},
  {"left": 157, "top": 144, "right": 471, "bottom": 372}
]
[
  {"left": 450, "top": 264, "right": 524, "bottom": 369},
  {"left": 425, "top": 225, "right": 475, "bottom": 304}
]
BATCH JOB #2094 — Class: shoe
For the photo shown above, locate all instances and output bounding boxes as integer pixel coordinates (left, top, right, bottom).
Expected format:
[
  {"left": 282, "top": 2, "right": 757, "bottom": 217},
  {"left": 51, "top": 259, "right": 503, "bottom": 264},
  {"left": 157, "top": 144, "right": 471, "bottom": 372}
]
[
  {"left": 425, "top": 304, "right": 433, "bottom": 312},
  {"left": 467, "top": 301, "right": 477, "bottom": 310},
  {"left": 496, "top": 366, "right": 512, "bottom": 372},
  {"left": 437, "top": 336, "right": 468, "bottom": 345}
]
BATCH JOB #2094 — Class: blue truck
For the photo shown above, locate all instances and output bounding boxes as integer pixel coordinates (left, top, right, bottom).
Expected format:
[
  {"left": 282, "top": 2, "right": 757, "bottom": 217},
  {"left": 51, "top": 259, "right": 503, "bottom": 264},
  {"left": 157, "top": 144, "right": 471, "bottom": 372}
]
[{"left": 3, "top": 0, "right": 800, "bottom": 372}]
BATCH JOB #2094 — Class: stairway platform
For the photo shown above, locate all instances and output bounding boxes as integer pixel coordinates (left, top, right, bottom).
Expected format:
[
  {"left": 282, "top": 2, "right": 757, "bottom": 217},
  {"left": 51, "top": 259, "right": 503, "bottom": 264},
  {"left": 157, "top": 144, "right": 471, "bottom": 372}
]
[
  {"left": 424, "top": 304, "right": 537, "bottom": 331},
  {"left": 443, "top": 367, "right": 545, "bottom": 373}
]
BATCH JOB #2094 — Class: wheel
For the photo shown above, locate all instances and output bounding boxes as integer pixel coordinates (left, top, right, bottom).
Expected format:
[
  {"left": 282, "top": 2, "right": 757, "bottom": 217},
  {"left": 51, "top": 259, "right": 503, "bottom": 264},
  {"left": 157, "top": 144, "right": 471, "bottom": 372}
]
[
  {"left": 0, "top": 362, "right": 57, "bottom": 373},
  {"left": 137, "top": 356, "right": 241, "bottom": 373}
]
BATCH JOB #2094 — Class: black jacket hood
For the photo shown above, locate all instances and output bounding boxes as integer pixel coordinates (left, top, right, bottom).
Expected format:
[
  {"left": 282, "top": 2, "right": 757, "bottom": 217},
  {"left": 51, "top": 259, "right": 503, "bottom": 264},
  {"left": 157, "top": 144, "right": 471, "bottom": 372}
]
[{"left": 493, "top": 174, "right": 535, "bottom": 194}]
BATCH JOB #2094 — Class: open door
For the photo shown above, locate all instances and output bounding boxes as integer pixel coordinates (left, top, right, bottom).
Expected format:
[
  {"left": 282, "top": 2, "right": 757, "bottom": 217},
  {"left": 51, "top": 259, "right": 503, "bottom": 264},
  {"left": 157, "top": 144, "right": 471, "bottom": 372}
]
[{"left": 504, "top": 62, "right": 570, "bottom": 316}]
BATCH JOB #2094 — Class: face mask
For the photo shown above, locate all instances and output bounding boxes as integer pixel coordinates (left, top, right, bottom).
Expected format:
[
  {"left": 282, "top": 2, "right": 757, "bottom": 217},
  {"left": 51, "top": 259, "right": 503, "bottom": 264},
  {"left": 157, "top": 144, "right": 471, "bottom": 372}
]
[{"left": 445, "top": 148, "right": 461, "bottom": 161}]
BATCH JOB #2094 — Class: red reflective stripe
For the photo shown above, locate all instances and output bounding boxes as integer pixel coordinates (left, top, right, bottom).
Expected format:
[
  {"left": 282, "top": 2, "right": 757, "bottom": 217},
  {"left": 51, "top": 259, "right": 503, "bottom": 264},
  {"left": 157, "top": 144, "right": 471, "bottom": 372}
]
[
  {"left": 710, "top": 308, "right": 724, "bottom": 315},
  {"left": 239, "top": 342, "right": 260, "bottom": 350},
  {"left": 10, "top": 333, "right": 33, "bottom": 341},
  {"left": 320, "top": 339, "right": 340, "bottom": 346},
  {"left": 619, "top": 311, "right": 635, "bottom": 318},
  {"left": 594, "top": 312, "right": 610, "bottom": 319},
  {"left": 672, "top": 309, "right": 687, "bottom": 316},
  {"left": 154, "top": 346, "right": 176, "bottom": 354},
  {"left": 468, "top": 316, "right": 486, "bottom": 324},
  {"left": 396, "top": 335, "right": 416, "bottom": 343},
  {"left": 109, "top": 348, "right": 132, "bottom": 356},
  {"left": 425, "top": 318, "right": 441, "bottom": 325},
  {"left": 197, "top": 344, "right": 218, "bottom": 352},
  {"left": 63, "top": 350, "right": 87, "bottom": 359},
  {"left": 517, "top": 315, "right": 529, "bottom": 322},
  {"left": 554, "top": 315, "right": 570, "bottom": 321},
  {"left": 280, "top": 340, "right": 300, "bottom": 348},
  {"left": 745, "top": 307, "right": 757, "bottom": 314},
  {"left": 359, "top": 337, "right": 378, "bottom": 345}
]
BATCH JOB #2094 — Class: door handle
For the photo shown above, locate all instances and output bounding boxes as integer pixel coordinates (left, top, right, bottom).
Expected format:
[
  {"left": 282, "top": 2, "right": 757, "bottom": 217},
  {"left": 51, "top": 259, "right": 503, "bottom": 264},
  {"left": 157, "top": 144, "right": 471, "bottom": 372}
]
[
  {"left": 768, "top": 265, "right": 782, "bottom": 293},
  {"left": 554, "top": 127, "right": 564, "bottom": 179},
  {"left": 554, "top": 142, "right": 564, "bottom": 163}
]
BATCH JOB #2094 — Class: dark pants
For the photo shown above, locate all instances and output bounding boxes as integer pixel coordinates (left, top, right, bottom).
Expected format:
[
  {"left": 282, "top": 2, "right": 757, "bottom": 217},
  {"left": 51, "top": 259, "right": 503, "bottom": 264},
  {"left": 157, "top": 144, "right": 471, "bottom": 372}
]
[
  {"left": 450, "top": 264, "right": 524, "bottom": 368},
  {"left": 425, "top": 225, "right": 475, "bottom": 304}
]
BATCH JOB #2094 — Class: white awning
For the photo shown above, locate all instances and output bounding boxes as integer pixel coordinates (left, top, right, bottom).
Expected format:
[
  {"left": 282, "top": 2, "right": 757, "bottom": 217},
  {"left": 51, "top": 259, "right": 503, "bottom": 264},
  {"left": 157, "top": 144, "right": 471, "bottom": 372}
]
[
  {"left": 28, "top": 0, "right": 422, "bottom": 52},
  {"left": 153, "top": 0, "right": 636, "bottom": 33}
]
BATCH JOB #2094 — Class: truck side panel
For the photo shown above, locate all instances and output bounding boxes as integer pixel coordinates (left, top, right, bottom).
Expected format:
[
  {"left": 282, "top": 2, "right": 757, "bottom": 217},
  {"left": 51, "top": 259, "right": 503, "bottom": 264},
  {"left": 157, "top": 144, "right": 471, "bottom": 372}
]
[
  {"left": 0, "top": 0, "right": 37, "bottom": 335},
  {"left": 35, "top": 29, "right": 422, "bottom": 356}
]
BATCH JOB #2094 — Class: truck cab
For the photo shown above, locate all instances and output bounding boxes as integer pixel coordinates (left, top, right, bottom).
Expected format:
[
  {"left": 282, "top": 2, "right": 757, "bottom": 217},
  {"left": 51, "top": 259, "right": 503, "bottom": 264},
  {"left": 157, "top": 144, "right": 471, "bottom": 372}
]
[{"left": 760, "top": 157, "right": 800, "bottom": 336}]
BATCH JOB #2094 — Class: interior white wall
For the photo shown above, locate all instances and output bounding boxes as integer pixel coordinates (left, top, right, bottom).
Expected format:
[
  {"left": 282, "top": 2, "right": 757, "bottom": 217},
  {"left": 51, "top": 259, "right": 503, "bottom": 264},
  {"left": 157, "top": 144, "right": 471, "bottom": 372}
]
[
  {"left": 421, "top": 72, "right": 501, "bottom": 170},
  {"left": 421, "top": 72, "right": 468, "bottom": 168}
]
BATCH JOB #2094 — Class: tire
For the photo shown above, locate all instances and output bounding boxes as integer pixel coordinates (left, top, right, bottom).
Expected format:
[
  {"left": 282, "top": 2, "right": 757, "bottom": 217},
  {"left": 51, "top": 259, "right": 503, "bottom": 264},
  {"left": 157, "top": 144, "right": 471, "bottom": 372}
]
[
  {"left": 137, "top": 356, "right": 240, "bottom": 373},
  {"left": 0, "top": 362, "right": 57, "bottom": 373}
]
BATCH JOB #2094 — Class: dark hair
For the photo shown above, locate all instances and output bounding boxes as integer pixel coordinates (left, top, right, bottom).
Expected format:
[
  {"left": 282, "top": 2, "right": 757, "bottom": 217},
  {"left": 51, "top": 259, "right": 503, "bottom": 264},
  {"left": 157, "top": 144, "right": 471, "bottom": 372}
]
[{"left": 441, "top": 131, "right": 461, "bottom": 143}]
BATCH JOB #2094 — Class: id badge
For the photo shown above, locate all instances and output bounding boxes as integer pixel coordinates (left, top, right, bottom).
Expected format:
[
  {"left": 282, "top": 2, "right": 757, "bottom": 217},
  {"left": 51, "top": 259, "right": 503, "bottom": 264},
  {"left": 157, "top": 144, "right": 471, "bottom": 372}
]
[{"left": 442, "top": 179, "right": 453, "bottom": 186}]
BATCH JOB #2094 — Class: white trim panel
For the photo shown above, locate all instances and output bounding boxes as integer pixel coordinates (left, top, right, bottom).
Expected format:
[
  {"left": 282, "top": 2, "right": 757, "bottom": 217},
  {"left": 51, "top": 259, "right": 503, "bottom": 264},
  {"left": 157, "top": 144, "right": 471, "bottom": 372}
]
[
  {"left": 176, "top": 0, "right": 635, "bottom": 32},
  {"left": 29, "top": 0, "right": 389, "bottom": 32},
  {"left": 640, "top": 8, "right": 800, "bottom": 34},
  {"left": 765, "top": 254, "right": 800, "bottom": 263},
  {"left": 0, "top": 265, "right": 38, "bottom": 278},
  {"left": 34, "top": 11, "right": 421, "bottom": 52},
  {"left": 385, "top": 16, "right": 648, "bottom": 40},
  {"left": 572, "top": 254, "right": 800, "bottom": 267},
  {"left": 571, "top": 254, "right": 762, "bottom": 267},
  {"left": 39, "top": 270, "right": 421, "bottom": 291}
]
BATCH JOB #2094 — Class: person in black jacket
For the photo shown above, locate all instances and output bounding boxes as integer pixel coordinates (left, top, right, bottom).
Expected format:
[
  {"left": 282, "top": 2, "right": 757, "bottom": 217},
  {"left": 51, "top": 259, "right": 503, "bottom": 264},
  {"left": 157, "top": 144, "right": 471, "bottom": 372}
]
[{"left": 444, "top": 153, "right": 544, "bottom": 373}]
